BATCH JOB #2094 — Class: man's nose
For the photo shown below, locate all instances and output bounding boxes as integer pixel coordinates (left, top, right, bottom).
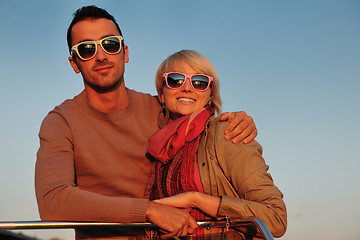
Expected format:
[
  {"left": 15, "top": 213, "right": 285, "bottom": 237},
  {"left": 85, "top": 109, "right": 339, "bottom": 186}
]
[{"left": 95, "top": 44, "right": 107, "bottom": 61}]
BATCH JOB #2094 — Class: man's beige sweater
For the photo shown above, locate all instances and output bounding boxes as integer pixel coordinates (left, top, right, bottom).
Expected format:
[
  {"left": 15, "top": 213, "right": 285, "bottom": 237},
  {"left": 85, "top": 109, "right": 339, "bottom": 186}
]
[{"left": 35, "top": 89, "right": 160, "bottom": 227}]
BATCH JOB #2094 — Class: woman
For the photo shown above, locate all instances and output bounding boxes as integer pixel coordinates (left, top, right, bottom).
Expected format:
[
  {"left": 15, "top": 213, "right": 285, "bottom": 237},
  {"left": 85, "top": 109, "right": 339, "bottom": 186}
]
[{"left": 145, "top": 50, "right": 287, "bottom": 238}]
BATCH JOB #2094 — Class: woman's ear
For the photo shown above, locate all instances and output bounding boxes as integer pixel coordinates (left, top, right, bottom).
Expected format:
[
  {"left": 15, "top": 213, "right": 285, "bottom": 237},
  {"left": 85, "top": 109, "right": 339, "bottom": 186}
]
[{"left": 69, "top": 56, "right": 81, "bottom": 74}]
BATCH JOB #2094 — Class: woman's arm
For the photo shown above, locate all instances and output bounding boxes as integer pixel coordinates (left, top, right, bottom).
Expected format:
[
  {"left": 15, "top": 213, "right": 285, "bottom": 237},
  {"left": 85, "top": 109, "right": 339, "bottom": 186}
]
[
  {"left": 154, "top": 191, "right": 220, "bottom": 217},
  {"left": 211, "top": 121, "right": 287, "bottom": 237},
  {"left": 154, "top": 120, "right": 286, "bottom": 237}
]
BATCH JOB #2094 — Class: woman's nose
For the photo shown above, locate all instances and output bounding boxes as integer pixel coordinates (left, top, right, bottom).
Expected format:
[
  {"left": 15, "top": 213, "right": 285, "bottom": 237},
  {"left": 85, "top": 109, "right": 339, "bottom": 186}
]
[{"left": 181, "top": 78, "right": 193, "bottom": 91}]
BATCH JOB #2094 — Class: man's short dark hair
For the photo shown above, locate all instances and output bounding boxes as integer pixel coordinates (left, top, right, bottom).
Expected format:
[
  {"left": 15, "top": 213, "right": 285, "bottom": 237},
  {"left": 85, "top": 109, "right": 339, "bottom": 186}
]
[{"left": 67, "top": 5, "right": 124, "bottom": 54}]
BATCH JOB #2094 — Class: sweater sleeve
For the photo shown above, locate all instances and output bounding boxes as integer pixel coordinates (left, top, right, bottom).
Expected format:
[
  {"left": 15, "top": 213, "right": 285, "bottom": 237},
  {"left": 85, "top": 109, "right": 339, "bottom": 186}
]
[
  {"left": 213, "top": 121, "right": 287, "bottom": 238},
  {"left": 35, "top": 112, "right": 148, "bottom": 223}
]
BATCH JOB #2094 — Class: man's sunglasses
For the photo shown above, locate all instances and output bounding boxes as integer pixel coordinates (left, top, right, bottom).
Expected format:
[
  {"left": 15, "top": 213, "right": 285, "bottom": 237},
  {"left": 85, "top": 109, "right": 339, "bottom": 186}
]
[
  {"left": 163, "top": 72, "right": 213, "bottom": 92},
  {"left": 71, "top": 36, "right": 123, "bottom": 61}
]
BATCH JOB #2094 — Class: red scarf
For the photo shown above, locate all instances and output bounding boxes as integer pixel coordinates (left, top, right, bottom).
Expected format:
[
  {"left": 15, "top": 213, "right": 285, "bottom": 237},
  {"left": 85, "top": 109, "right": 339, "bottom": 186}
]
[
  {"left": 145, "top": 107, "right": 214, "bottom": 237},
  {"left": 147, "top": 107, "right": 212, "bottom": 164}
]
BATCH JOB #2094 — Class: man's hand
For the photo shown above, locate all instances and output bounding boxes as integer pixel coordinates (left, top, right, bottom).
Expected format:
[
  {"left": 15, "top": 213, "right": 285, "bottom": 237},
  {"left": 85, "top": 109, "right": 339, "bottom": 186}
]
[
  {"left": 219, "top": 111, "right": 257, "bottom": 144},
  {"left": 146, "top": 201, "right": 198, "bottom": 238}
]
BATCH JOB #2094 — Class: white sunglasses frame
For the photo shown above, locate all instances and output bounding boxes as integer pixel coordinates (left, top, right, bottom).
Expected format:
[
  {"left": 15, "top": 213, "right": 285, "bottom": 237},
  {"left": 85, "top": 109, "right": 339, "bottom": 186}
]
[{"left": 71, "top": 35, "right": 123, "bottom": 61}]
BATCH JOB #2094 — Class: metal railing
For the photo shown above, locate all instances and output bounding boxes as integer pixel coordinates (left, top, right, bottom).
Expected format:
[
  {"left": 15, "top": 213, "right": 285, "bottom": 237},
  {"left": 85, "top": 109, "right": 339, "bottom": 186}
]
[{"left": 0, "top": 217, "right": 274, "bottom": 240}]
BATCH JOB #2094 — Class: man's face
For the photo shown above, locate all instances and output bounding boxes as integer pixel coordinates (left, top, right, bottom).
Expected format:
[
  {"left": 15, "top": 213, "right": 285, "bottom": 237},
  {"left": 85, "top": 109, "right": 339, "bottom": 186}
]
[{"left": 69, "top": 18, "right": 129, "bottom": 92}]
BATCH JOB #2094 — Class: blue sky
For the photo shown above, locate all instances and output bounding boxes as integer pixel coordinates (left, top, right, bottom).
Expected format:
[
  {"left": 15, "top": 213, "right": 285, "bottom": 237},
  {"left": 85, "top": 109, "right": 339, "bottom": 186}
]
[{"left": 0, "top": 1, "right": 359, "bottom": 239}]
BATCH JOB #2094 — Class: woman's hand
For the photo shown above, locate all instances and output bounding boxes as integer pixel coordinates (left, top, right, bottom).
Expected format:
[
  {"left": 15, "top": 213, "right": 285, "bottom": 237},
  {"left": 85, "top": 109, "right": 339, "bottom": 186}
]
[
  {"left": 219, "top": 111, "right": 257, "bottom": 144},
  {"left": 154, "top": 192, "right": 221, "bottom": 217}
]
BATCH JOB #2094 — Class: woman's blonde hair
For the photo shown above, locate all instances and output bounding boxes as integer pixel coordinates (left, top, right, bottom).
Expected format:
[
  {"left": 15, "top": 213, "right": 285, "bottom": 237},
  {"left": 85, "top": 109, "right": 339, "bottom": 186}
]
[{"left": 155, "top": 50, "right": 222, "bottom": 115}]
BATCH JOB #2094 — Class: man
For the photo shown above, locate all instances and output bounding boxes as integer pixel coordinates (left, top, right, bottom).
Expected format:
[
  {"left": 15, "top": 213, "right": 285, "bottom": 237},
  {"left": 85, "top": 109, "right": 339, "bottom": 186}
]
[{"left": 35, "top": 5, "right": 257, "bottom": 239}]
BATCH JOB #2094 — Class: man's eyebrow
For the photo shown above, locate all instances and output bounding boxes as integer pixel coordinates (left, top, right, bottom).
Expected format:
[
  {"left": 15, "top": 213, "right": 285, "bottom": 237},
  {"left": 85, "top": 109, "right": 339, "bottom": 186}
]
[{"left": 76, "top": 35, "right": 117, "bottom": 44}]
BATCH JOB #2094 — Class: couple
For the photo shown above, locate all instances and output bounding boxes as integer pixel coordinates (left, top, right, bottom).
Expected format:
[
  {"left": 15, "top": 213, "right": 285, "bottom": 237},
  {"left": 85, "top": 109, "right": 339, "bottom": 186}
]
[{"left": 35, "top": 5, "right": 286, "bottom": 239}]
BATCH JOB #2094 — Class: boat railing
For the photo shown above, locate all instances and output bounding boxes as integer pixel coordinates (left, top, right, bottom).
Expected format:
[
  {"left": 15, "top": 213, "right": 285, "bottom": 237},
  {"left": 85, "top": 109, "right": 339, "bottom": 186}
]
[{"left": 0, "top": 217, "right": 274, "bottom": 240}]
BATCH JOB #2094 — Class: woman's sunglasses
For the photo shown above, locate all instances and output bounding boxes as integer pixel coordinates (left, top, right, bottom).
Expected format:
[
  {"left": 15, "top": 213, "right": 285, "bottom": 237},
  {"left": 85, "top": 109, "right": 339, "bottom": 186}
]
[
  {"left": 163, "top": 72, "right": 213, "bottom": 92},
  {"left": 71, "top": 36, "right": 123, "bottom": 61}
]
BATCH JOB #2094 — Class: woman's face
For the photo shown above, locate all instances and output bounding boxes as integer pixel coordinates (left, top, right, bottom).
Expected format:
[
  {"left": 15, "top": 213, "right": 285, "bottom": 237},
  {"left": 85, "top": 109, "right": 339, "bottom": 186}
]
[{"left": 161, "top": 61, "right": 212, "bottom": 120}]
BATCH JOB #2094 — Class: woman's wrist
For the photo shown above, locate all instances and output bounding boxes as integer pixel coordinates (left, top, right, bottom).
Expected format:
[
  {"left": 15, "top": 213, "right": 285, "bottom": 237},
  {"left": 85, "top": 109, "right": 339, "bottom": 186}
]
[
  {"left": 192, "top": 192, "right": 221, "bottom": 217},
  {"left": 191, "top": 191, "right": 202, "bottom": 209}
]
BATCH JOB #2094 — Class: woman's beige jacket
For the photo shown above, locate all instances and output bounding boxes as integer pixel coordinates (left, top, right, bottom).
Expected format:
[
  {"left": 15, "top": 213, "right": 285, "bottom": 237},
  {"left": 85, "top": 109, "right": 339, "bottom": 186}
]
[{"left": 197, "top": 116, "right": 287, "bottom": 238}]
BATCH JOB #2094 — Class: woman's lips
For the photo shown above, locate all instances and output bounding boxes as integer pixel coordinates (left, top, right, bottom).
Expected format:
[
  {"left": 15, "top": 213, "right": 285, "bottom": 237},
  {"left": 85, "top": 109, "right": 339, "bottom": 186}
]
[{"left": 177, "top": 97, "right": 195, "bottom": 103}]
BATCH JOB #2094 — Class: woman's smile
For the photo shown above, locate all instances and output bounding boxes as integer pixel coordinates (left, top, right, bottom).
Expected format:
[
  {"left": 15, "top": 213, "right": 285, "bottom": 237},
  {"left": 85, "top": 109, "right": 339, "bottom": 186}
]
[
  {"left": 177, "top": 97, "right": 196, "bottom": 103},
  {"left": 161, "top": 61, "right": 212, "bottom": 120}
]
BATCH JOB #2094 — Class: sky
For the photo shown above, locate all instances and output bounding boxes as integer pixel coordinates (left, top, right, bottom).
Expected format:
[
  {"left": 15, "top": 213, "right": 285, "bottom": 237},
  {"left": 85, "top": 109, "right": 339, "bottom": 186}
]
[{"left": 0, "top": 0, "right": 359, "bottom": 239}]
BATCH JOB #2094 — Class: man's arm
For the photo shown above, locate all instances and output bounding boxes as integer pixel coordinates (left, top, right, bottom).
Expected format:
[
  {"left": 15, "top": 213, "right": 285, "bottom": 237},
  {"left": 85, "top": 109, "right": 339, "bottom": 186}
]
[
  {"left": 35, "top": 112, "right": 196, "bottom": 236},
  {"left": 35, "top": 112, "right": 148, "bottom": 222},
  {"left": 153, "top": 95, "right": 257, "bottom": 144}
]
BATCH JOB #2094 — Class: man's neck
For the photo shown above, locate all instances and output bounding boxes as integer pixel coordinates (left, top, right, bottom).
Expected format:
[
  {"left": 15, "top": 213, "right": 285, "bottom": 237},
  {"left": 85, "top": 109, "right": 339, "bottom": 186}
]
[{"left": 85, "top": 83, "right": 129, "bottom": 113}]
